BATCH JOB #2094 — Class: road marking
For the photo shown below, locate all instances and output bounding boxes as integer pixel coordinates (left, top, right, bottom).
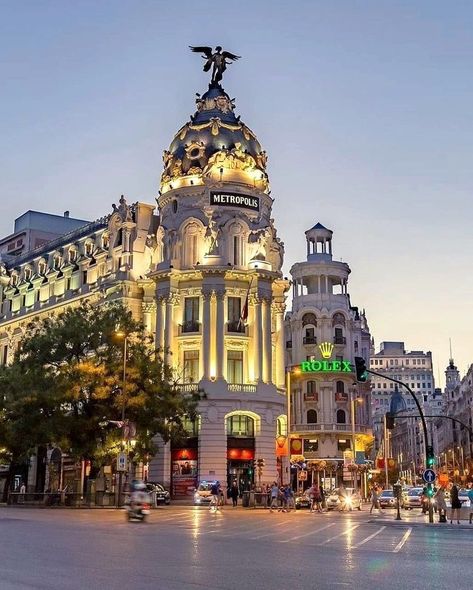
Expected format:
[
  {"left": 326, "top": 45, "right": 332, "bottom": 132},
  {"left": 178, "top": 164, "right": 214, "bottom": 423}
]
[
  {"left": 248, "top": 521, "right": 290, "bottom": 539},
  {"left": 353, "top": 526, "right": 386, "bottom": 548},
  {"left": 393, "top": 527, "right": 412, "bottom": 553},
  {"left": 319, "top": 524, "right": 360, "bottom": 545},
  {"left": 279, "top": 522, "right": 336, "bottom": 543}
]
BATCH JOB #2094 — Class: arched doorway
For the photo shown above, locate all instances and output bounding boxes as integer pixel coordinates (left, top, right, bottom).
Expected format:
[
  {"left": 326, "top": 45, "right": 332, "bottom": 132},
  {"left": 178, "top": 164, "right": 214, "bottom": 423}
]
[{"left": 226, "top": 413, "right": 257, "bottom": 493}]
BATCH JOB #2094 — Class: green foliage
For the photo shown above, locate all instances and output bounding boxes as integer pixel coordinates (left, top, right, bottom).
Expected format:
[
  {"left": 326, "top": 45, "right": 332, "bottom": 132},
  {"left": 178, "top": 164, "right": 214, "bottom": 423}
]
[{"left": 0, "top": 302, "right": 200, "bottom": 468}]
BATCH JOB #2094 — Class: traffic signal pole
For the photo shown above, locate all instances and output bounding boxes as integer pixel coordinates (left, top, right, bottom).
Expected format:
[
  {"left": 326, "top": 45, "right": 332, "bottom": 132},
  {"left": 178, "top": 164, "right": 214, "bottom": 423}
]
[{"left": 355, "top": 360, "right": 434, "bottom": 524}]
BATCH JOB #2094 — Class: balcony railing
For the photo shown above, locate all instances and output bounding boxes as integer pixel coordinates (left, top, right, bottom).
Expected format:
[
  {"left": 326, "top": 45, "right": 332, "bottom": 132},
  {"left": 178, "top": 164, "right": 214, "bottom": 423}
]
[
  {"left": 303, "top": 336, "right": 317, "bottom": 345},
  {"left": 179, "top": 321, "right": 200, "bottom": 334},
  {"left": 304, "top": 392, "right": 318, "bottom": 402},
  {"left": 333, "top": 336, "right": 346, "bottom": 344},
  {"left": 228, "top": 383, "right": 257, "bottom": 393},
  {"left": 292, "top": 423, "right": 372, "bottom": 434},
  {"left": 226, "top": 321, "right": 246, "bottom": 334},
  {"left": 179, "top": 383, "right": 200, "bottom": 393}
]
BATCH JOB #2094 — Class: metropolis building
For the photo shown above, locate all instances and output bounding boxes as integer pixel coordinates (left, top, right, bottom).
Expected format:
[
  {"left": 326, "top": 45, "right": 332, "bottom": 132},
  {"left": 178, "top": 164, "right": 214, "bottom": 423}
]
[{"left": 0, "top": 57, "right": 288, "bottom": 496}]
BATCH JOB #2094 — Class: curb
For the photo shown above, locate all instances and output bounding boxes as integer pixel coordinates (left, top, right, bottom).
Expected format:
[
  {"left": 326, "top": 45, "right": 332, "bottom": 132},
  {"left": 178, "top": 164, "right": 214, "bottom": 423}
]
[{"left": 369, "top": 518, "right": 473, "bottom": 530}]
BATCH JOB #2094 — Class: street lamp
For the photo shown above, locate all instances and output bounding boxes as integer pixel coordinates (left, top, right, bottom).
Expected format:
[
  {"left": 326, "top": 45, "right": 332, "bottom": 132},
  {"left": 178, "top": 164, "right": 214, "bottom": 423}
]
[
  {"left": 115, "top": 329, "right": 128, "bottom": 506},
  {"left": 349, "top": 387, "right": 363, "bottom": 492}
]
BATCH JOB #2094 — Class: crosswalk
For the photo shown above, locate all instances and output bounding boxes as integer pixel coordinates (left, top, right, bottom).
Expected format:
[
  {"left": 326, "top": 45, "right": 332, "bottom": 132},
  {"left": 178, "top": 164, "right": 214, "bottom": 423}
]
[{"left": 149, "top": 508, "right": 414, "bottom": 554}]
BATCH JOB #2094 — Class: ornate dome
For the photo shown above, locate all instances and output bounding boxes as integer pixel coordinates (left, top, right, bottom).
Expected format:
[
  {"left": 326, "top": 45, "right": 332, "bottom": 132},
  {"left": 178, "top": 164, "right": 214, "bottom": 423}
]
[{"left": 160, "top": 83, "right": 269, "bottom": 195}]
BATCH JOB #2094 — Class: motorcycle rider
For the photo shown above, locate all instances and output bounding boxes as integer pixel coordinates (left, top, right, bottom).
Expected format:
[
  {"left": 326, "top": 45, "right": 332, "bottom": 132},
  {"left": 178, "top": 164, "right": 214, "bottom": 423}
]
[{"left": 128, "top": 480, "right": 151, "bottom": 518}]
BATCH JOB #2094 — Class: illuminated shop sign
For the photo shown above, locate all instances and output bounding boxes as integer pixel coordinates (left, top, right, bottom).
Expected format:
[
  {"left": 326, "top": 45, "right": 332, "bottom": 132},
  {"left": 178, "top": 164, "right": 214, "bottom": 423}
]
[
  {"left": 299, "top": 341, "right": 353, "bottom": 373},
  {"left": 210, "top": 191, "right": 260, "bottom": 211}
]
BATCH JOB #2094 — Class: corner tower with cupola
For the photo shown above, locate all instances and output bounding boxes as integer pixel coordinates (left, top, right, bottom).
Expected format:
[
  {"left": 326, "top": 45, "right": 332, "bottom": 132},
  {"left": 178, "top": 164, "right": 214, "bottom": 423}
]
[
  {"left": 285, "top": 223, "right": 373, "bottom": 493},
  {"left": 148, "top": 49, "right": 288, "bottom": 494}
]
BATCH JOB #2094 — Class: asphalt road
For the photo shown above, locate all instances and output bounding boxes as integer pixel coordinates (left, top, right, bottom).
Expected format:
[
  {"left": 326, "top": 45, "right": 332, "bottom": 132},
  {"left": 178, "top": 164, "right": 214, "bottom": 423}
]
[{"left": 1, "top": 506, "right": 472, "bottom": 590}]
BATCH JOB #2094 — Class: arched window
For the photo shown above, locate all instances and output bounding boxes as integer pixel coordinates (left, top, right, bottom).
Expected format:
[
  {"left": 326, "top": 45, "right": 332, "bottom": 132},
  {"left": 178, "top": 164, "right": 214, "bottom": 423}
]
[
  {"left": 332, "top": 312, "right": 345, "bottom": 327},
  {"left": 336, "top": 409, "right": 346, "bottom": 424},
  {"left": 302, "top": 313, "right": 317, "bottom": 327},
  {"left": 227, "top": 222, "right": 245, "bottom": 267},
  {"left": 226, "top": 415, "right": 254, "bottom": 437},
  {"left": 336, "top": 381, "right": 345, "bottom": 394},
  {"left": 307, "top": 409, "right": 317, "bottom": 424},
  {"left": 183, "top": 222, "right": 201, "bottom": 267},
  {"left": 277, "top": 416, "right": 287, "bottom": 437}
]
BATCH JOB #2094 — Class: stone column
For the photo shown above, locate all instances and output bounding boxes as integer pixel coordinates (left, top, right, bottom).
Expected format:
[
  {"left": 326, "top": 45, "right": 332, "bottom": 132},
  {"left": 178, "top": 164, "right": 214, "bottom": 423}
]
[
  {"left": 155, "top": 296, "right": 165, "bottom": 354},
  {"left": 273, "top": 302, "right": 286, "bottom": 388},
  {"left": 164, "top": 295, "right": 175, "bottom": 364},
  {"left": 253, "top": 296, "right": 263, "bottom": 382},
  {"left": 142, "top": 301, "right": 155, "bottom": 334},
  {"left": 215, "top": 288, "right": 225, "bottom": 380},
  {"left": 201, "top": 289, "right": 212, "bottom": 380},
  {"left": 262, "top": 298, "right": 272, "bottom": 384}
]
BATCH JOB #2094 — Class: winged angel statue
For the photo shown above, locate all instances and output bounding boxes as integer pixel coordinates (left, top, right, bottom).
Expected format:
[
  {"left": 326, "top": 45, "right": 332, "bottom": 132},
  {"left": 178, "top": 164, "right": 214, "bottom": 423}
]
[{"left": 189, "top": 46, "right": 241, "bottom": 85}]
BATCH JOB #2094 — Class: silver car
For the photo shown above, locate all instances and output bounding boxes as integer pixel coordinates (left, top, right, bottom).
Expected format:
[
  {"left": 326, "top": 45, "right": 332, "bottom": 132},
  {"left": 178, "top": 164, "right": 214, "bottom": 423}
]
[{"left": 326, "top": 487, "right": 362, "bottom": 511}]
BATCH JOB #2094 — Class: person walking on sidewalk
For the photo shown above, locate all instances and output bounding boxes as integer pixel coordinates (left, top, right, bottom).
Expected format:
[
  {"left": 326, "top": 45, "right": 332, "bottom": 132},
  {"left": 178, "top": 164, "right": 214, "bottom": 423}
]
[
  {"left": 467, "top": 485, "right": 473, "bottom": 524},
  {"left": 229, "top": 481, "right": 239, "bottom": 508},
  {"left": 450, "top": 484, "right": 462, "bottom": 524}
]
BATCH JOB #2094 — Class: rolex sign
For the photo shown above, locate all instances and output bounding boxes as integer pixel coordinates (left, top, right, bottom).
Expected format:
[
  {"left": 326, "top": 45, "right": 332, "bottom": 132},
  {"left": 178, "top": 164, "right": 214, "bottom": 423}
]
[{"left": 210, "top": 191, "right": 260, "bottom": 212}]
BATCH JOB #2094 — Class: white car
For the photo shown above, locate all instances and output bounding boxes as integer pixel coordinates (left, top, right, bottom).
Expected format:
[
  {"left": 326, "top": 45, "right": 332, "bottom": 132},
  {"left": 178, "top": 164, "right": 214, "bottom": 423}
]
[
  {"left": 326, "top": 488, "right": 362, "bottom": 511},
  {"left": 193, "top": 481, "right": 217, "bottom": 505}
]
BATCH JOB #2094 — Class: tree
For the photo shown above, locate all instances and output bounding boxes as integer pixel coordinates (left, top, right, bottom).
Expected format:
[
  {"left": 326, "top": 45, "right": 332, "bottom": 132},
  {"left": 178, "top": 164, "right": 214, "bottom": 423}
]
[{"left": 0, "top": 302, "right": 200, "bottom": 498}]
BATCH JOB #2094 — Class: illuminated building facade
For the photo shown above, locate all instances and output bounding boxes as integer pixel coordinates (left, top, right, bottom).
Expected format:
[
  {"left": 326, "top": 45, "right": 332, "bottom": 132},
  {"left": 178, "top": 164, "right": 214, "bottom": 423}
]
[
  {"left": 285, "top": 224, "right": 372, "bottom": 489},
  {"left": 0, "top": 71, "right": 288, "bottom": 496}
]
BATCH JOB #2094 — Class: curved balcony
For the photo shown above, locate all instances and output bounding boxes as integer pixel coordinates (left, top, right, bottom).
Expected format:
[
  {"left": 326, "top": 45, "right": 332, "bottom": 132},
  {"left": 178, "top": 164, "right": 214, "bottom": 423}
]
[
  {"left": 303, "top": 336, "right": 317, "bottom": 345},
  {"left": 179, "top": 321, "right": 201, "bottom": 334}
]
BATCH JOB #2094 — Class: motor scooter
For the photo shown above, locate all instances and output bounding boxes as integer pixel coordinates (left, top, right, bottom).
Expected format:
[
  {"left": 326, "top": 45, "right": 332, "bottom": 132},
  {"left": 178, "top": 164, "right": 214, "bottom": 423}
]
[{"left": 125, "top": 497, "right": 151, "bottom": 522}]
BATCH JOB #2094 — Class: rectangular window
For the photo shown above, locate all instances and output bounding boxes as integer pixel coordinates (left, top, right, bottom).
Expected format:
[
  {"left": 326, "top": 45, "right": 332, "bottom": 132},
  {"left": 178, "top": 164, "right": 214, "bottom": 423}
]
[
  {"left": 227, "top": 297, "right": 241, "bottom": 323},
  {"left": 227, "top": 350, "right": 243, "bottom": 384},
  {"left": 304, "top": 439, "right": 318, "bottom": 453},
  {"left": 183, "top": 297, "right": 200, "bottom": 332},
  {"left": 338, "top": 439, "right": 351, "bottom": 452},
  {"left": 183, "top": 350, "right": 199, "bottom": 383}
]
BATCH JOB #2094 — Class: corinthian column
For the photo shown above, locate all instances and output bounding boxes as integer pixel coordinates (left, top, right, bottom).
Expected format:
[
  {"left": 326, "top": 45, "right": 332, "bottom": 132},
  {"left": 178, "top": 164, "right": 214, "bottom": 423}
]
[
  {"left": 273, "top": 302, "right": 286, "bottom": 388},
  {"left": 155, "top": 297, "right": 165, "bottom": 355},
  {"left": 164, "top": 294, "right": 178, "bottom": 364},
  {"left": 201, "top": 289, "right": 212, "bottom": 380},
  {"left": 215, "top": 288, "right": 225, "bottom": 380},
  {"left": 253, "top": 296, "right": 263, "bottom": 382},
  {"left": 262, "top": 297, "right": 272, "bottom": 384}
]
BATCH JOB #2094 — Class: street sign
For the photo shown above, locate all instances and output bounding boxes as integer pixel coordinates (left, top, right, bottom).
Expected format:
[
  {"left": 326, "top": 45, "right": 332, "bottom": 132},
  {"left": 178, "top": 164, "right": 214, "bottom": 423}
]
[
  {"left": 116, "top": 452, "right": 127, "bottom": 472},
  {"left": 422, "top": 468, "right": 436, "bottom": 483}
]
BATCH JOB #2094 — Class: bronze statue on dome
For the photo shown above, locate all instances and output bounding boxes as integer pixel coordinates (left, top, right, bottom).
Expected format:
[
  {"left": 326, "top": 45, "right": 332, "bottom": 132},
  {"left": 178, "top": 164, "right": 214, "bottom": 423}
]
[{"left": 189, "top": 46, "right": 240, "bottom": 85}]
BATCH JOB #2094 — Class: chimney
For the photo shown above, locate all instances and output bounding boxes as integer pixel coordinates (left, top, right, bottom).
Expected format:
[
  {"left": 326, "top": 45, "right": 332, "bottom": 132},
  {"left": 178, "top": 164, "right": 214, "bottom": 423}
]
[{"left": 64, "top": 211, "right": 70, "bottom": 218}]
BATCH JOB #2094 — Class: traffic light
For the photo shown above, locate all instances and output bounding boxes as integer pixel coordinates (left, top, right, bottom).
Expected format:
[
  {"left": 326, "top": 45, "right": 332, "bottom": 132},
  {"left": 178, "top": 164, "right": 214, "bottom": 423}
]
[
  {"left": 426, "top": 484, "right": 434, "bottom": 498},
  {"left": 426, "top": 445, "right": 435, "bottom": 468},
  {"left": 354, "top": 356, "right": 368, "bottom": 382},
  {"left": 385, "top": 412, "right": 395, "bottom": 430}
]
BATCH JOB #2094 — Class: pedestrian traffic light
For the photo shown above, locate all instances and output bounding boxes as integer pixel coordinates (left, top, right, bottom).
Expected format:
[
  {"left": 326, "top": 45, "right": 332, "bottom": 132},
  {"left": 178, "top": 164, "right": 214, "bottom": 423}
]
[
  {"left": 426, "top": 446, "right": 435, "bottom": 468},
  {"left": 354, "top": 356, "right": 368, "bottom": 382},
  {"left": 426, "top": 484, "right": 434, "bottom": 498},
  {"left": 385, "top": 412, "right": 395, "bottom": 430}
]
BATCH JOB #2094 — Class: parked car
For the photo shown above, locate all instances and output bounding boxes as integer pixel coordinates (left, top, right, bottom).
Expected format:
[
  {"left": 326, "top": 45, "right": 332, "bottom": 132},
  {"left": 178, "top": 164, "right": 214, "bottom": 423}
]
[
  {"left": 326, "top": 488, "right": 362, "bottom": 511},
  {"left": 146, "top": 482, "right": 171, "bottom": 506},
  {"left": 404, "top": 487, "right": 423, "bottom": 509},
  {"left": 378, "top": 490, "right": 396, "bottom": 508}
]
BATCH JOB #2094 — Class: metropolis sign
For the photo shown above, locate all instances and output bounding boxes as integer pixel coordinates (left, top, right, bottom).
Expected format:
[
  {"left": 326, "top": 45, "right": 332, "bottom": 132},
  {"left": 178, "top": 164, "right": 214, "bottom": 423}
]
[
  {"left": 210, "top": 191, "right": 260, "bottom": 212},
  {"left": 299, "top": 341, "right": 353, "bottom": 373}
]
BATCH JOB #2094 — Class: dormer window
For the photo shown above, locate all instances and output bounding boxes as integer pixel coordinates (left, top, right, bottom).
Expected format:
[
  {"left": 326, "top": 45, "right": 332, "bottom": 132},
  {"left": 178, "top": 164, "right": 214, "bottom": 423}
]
[
  {"left": 85, "top": 242, "right": 94, "bottom": 257},
  {"left": 11, "top": 273, "right": 19, "bottom": 287},
  {"left": 53, "top": 255, "right": 62, "bottom": 270},
  {"left": 101, "top": 233, "right": 110, "bottom": 250},
  {"left": 38, "top": 260, "right": 46, "bottom": 275},
  {"left": 24, "top": 267, "right": 32, "bottom": 281},
  {"left": 68, "top": 248, "right": 77, "bottom": 263}
]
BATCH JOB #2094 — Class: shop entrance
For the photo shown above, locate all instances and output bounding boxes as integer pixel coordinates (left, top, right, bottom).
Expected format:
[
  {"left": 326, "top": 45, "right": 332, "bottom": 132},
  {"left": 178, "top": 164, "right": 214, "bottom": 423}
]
[{"left": 227, "top": 460, "right": 254, "bottom": 493}]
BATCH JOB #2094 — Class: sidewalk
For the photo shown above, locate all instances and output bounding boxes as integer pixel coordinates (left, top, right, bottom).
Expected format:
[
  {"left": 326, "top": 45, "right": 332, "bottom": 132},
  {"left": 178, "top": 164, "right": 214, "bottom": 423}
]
[{"left": 369, "top": 509, "right": 473, "bottom": 529}]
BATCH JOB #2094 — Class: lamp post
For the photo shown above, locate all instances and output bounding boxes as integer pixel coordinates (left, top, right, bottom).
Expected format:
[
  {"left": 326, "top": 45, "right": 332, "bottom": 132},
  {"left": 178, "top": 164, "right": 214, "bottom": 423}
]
[
  {"left": 115, "top": 330, "right": 128, "bottom": 507},
  {"left": 286, "top": 365, "right": 301, "bottom": 487}
]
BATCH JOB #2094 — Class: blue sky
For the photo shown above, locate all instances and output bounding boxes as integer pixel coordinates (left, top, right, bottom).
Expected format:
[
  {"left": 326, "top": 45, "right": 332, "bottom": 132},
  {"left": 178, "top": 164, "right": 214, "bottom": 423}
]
[{"left": 1, "top": 1, "right": 472, "bottom": 385}]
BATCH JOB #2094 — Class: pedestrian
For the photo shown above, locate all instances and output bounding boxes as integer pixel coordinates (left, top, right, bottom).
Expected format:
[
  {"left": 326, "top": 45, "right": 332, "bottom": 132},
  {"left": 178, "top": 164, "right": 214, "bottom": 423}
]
[
  {"left": 467, "top": 485, "right": 473, "bottom": 524},
  {"left": 210, "top": 481, "right": 220, "bottom": 512},
  {"left": 269, "top": 482, "right": 279, "bottom": 512},
  {"left": 308, "top": 484, "right": 317, "bottom": 513},
  {"left": 435, "top": 487, "right": 447, "bottom": 522},
  {"left": 338, "top": 483, "right": 348, "bottom": 512},
  {"left": 278, "top": 486, "right": 287, "bottom": 512},
  {"left": 229, "top": 481, "right": 239, "bottom": 508},
  {"left": 19, "top": 482, "right": 26, "bottom": 504},
  {"left": 320, "top": 486, "right": 326, "bottom": 512},
  {"left": 369, "top": 485, "right": 381, "bottom": 514},
  {"left": 285, "top": 485, "right": 294, "bottom": 512},
  {"left": 450, "top": 484, "right": 462, "bottom": 524}
]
